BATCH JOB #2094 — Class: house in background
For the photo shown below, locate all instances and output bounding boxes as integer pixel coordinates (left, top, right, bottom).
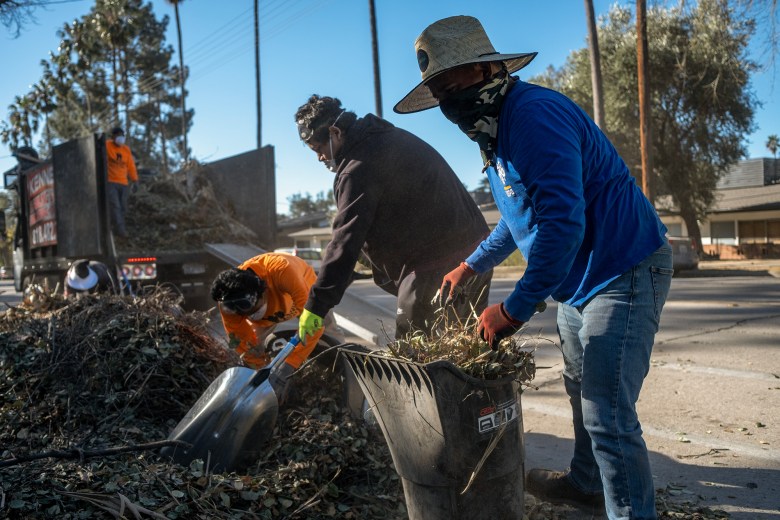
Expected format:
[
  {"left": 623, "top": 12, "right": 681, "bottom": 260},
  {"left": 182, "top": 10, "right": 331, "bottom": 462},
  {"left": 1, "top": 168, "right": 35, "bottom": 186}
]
[
  {"left": 285, "top": 226, "right": 332, "bottom": 250},
  {"left": 658, "top": 158, "right": 780, "bottom": 259},
  {"left": 276, "top": 211, "right": 331, "bottom": 249},
  {"left": 274, "top": 158, "right": 780, "bottom": 261}
]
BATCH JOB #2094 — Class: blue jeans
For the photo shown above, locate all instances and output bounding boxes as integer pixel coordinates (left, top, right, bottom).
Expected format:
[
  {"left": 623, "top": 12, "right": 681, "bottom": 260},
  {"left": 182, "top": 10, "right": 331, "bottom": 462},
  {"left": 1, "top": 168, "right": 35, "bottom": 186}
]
[
  {"left": 556, "top": 242, "right": 673, "bottom": 520},
  {"left": 107, "top": 181, "right": 129, "bottom": 236}
]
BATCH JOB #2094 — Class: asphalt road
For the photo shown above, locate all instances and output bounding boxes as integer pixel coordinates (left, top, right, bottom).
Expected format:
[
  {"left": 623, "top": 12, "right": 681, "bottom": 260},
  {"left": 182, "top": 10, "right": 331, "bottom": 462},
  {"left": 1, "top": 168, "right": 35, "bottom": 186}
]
[{"left": 336, "top": 273, "right": 780, "bottom": 519}]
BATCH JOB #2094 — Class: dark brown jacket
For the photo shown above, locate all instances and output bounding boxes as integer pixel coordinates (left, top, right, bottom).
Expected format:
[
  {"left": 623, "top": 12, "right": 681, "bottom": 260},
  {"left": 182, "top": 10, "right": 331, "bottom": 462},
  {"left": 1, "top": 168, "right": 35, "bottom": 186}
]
[{"left": 305, "top": 114, "right": 488, "bottom": 317}]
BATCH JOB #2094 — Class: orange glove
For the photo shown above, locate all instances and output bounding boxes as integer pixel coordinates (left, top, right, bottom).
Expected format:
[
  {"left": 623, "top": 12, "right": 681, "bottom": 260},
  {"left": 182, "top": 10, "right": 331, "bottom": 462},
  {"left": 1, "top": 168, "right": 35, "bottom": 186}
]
[
  {"left": 436, "top": 262, "right": 476, "bottom": 307},
  {"left": 477, "top": 303, "right": 524, "bottom": 350}
]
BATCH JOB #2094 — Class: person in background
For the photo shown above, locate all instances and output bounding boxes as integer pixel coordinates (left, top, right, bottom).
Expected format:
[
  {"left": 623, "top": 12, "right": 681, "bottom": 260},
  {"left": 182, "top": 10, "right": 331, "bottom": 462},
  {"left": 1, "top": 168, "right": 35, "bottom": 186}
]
[
  {"left": 105, "top": 127, "right": 138, "bottom": 238},
  {"left": 210, "top": 252, "right": 340, "bottom": 399},
  {"left": 11, "top": 145, "right": 40, "bottom": 172},
  {"left": 65, "top": 259, "right": 119, "bottom": 296},
  {"left": 394, "top": 15, "right": 673, "bottom": 520},
  {"left": 294, "top": 94, "right": 492, "bottom": 345}
]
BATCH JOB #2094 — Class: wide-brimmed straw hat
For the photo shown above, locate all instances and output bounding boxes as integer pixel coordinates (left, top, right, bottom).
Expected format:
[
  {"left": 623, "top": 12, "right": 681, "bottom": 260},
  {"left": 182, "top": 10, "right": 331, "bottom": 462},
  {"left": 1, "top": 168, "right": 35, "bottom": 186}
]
[{"left": 394, "top": 16, "right": 537, "bottom": 114}]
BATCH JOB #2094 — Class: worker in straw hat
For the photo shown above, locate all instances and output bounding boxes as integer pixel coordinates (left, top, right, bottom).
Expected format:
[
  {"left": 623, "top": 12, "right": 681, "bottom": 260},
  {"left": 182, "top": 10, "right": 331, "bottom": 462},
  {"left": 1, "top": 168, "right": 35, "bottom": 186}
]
[{"left": 395, "top": 16, "right": 673, "bottom": 520}]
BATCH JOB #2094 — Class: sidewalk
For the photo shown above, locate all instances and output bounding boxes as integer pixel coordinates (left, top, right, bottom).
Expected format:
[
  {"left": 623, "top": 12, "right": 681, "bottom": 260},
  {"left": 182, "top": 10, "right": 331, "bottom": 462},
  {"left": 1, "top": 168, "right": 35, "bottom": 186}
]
[
  {"left": 698, "top": 258, "right": 780, "bottom": 276},
  {"left": 491, "top": 259, "right": 780, "bottom": 280}
]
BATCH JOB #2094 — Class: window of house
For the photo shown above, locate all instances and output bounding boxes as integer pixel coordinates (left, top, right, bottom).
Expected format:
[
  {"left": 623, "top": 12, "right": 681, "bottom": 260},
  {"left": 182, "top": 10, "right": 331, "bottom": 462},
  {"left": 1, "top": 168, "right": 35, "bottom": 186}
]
[
  {"left": 711, "top": 221, "right": 735, "bottom": 239},
  {"left": 665, "top": 223, "right": 682, "bottom": 236},
  {"left": 738, "top": 220, "right": 766, "bottom": 244},
  {"left": 768, "top": 221, "right": 780, "bottom": 243}
]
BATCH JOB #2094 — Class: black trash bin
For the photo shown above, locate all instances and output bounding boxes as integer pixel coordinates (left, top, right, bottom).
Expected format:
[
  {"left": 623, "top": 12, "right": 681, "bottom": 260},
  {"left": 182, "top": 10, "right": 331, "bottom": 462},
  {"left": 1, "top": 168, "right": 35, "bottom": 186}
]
[{"left": 339, "top": 344, "right": 525, "bottom": 520}]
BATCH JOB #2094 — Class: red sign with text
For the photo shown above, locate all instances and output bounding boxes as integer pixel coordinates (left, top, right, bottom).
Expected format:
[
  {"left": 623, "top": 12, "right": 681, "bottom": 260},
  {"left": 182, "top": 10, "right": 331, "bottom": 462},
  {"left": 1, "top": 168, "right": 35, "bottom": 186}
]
[{"left": 26, "top": 163, "right": 57, "bottom": 248}]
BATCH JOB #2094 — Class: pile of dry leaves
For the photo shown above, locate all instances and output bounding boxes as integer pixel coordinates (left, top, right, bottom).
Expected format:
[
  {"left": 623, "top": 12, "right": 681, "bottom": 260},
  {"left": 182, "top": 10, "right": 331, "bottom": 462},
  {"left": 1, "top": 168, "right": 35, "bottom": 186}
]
[
  {"left": 386, "top": 311, "right": 542, "bottom": 384},
  {"left": 0, "top": 292, "right": 730, "bottom": 519}
]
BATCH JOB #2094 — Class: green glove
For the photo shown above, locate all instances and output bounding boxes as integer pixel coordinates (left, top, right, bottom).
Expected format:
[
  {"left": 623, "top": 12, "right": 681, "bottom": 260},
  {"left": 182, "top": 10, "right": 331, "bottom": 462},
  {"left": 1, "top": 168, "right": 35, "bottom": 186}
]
[{"left": 298, "top": 309, "right": 323, "bottom": 342}]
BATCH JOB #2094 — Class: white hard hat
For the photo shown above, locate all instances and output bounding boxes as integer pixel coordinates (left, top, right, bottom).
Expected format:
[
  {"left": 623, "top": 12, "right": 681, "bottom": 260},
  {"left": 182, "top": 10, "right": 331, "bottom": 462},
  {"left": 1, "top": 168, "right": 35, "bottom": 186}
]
[{"left": 67, "top": 260, "right": 98, "bottom": 292}]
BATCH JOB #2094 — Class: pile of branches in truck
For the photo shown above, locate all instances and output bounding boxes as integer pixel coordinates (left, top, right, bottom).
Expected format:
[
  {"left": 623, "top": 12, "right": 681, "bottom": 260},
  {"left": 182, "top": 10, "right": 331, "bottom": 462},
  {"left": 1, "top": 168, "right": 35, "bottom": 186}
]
[{"left": 120, "top": 164, "right": 259, "bottom": 253}]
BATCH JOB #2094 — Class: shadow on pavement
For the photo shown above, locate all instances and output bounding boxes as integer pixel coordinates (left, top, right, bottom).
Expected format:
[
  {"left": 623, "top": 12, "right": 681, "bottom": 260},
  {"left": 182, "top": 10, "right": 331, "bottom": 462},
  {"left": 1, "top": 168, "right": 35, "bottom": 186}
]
[{"left": 524, "top": 431, "right": 780, "bottom": 519}]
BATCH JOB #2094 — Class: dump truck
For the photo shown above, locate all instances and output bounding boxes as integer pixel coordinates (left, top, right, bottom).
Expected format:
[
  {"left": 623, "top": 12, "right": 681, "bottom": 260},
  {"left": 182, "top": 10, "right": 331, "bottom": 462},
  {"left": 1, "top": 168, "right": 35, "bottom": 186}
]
[{"left": 2, "top": 134, "right": 277, "bottom": 309}]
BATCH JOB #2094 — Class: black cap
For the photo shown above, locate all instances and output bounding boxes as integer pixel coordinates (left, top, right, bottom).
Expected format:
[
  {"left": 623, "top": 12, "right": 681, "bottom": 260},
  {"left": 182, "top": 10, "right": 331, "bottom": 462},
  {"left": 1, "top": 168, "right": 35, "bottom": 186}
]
[
  {"left": 111, "top": 127, "right": 125, "bottom": 136},
  {"left": 13, "top": 146, "right": 38, "bottom": 159}
]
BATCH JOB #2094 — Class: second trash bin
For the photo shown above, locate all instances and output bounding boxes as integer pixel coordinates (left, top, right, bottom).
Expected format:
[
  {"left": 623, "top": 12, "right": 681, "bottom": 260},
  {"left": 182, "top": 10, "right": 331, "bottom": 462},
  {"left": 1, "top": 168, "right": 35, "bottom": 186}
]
[{"left": 339, "top": 344, "right": 525, "bottom": 520}]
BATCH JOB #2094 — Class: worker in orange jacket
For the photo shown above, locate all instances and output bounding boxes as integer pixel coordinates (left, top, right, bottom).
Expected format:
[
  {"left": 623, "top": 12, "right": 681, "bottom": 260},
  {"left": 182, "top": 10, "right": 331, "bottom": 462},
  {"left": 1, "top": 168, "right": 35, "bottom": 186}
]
[
  {"left": 210, "top": 252, "right": 338, "bottom": 398},
  {"left": 105, "top": 127, "right": 138, "bottom": 237}
]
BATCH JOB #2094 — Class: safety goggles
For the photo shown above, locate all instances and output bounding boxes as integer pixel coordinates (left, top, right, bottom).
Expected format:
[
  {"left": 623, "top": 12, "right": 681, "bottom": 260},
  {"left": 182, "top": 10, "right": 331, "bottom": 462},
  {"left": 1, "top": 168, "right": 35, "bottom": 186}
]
[
  {"left": 297, "top": 110, "right": 345, "bottom": 143},
  {"left": 297, "top": 121, "right": 315, "bottom": 143},
  {"left": 218, "top": 293, "right": 258, "bottom": 315}
]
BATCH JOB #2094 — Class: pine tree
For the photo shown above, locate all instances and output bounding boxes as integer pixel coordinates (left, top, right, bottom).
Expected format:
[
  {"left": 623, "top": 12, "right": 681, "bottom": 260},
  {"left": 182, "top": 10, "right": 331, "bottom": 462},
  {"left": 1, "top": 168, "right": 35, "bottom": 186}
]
[{"left": 1, "top": 0, "right": 192, "bottom": 171}]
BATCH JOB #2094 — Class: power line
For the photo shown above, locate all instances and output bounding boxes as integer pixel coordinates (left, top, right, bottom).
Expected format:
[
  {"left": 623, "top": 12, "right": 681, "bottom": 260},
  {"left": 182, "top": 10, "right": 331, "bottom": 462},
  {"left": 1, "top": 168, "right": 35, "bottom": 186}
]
[
  {"left": 36, "top": 0, "right": 88, "bottom": 4},
  {"left": 188, "top": 0, "right": 334, "bottom": 84},
  {"left": 14, "top": 0, "right": 337, "bottom": 145},
  {"left": 111, "top": 0, "right": 298, "bottom": 98}
]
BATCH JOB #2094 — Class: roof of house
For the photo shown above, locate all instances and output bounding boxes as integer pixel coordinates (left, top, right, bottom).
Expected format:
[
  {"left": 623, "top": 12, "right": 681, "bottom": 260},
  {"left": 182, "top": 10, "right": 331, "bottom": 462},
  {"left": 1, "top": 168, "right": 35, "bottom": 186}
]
[
  {"left": 657, "top": 183, "right": 780, "bottom": 215},
  {"left": 710, "top": 183, "right": 780, "bottom": 212},
  {"left": 277, "top": 211, "right": 330, "bottom": 230}
]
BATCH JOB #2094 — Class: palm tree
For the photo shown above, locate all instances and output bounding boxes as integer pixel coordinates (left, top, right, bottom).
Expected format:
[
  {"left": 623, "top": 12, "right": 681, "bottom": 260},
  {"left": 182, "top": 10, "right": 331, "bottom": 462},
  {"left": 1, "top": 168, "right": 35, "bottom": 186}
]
[
  {"left": 767, "top": 134, "right": 779, "bottom": 159},
  {"left": 768, "top": 134, "right": 779, "bottom": 182},
  {"left": 167, "top": 0, "right": 188, "bottom": 164}
]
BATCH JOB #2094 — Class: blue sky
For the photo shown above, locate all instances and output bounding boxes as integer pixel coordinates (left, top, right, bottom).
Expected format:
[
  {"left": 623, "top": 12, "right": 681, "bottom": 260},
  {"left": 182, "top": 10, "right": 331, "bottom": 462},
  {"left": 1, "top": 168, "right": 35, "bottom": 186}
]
[{"left": 1, "top": 0, "right": 777, "bottom": 214}]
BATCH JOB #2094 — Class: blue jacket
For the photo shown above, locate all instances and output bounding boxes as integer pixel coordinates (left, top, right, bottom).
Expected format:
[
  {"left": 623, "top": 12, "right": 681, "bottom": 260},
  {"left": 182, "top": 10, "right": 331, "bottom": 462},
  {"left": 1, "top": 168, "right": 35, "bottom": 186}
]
[{"left": 466, "top": 80, "right": 667, "bottom": 322}]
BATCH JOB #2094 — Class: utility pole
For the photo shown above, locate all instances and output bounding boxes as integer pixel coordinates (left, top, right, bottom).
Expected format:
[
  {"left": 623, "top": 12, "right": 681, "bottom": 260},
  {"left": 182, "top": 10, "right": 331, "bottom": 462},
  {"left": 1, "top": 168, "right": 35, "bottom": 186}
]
[
  {"left": 156, "top": 97, "right": 170, "bottom": 175},
  {"left": 368, "top": 0, "right": 383, "bottom": 118},
  {"left": 584, "top": 0, "right": 605, "bottom": 130},
  {"left": 637, "top": 0, "right": 654, "bottom": 201},
  {"left": 254, "top": 0, "right": 262, "bottom": 148},
  {"left": 173, "top": 1, "right": 188, "bottom": 164}
]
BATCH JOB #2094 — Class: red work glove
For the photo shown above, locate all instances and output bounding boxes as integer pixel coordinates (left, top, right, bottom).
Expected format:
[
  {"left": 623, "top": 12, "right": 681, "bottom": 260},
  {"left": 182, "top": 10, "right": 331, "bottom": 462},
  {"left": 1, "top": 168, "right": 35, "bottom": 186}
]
[
  {"left": 436, "top": 262, "right": 476, "bottom": 307},
  {"left": 477, "top": 303, "right": 524, "bottom": 350}
]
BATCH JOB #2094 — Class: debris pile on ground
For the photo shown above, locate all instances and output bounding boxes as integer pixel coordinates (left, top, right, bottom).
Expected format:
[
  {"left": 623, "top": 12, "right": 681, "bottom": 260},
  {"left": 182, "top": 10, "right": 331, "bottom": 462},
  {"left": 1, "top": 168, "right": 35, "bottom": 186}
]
[
  {"left": 0, "top": 292, "right": 404, "bottom": 519},
  {"left": 0, "top": 293, "right": 730, "bottom": 518},
  {"left": 120, "top": 165, "right": 259, "bottom": 252}
]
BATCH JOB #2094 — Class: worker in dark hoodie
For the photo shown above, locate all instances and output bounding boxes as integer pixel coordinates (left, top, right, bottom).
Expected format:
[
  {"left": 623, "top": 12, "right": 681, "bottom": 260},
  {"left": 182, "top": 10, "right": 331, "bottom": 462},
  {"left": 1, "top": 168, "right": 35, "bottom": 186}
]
[{"left": 294, "top": 95, "right": 492, "bottom": 343}]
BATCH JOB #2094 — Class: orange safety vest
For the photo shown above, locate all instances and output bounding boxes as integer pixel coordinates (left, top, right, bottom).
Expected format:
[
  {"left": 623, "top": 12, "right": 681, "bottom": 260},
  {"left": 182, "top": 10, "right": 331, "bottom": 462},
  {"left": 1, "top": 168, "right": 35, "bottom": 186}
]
[{"left": 219, "top": 252, "right": 322, "bottom": 369}]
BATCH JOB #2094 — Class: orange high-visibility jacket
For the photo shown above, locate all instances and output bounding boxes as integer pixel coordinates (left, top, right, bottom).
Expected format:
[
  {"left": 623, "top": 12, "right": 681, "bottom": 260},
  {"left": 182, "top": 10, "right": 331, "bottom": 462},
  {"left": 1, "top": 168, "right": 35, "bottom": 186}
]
[
  {"left": 106, "top": 139, "right": 138, "bottom": 185},
  {"left": 219, "top": 252, "right": 322, "bottom": 369}
]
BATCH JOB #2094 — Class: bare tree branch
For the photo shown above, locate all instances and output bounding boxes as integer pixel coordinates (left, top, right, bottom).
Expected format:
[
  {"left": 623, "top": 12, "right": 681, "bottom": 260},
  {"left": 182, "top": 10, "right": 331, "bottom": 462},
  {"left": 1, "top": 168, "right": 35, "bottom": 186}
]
[{"left": 0, "top": 439, "right": 190, "bottom": 468}]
